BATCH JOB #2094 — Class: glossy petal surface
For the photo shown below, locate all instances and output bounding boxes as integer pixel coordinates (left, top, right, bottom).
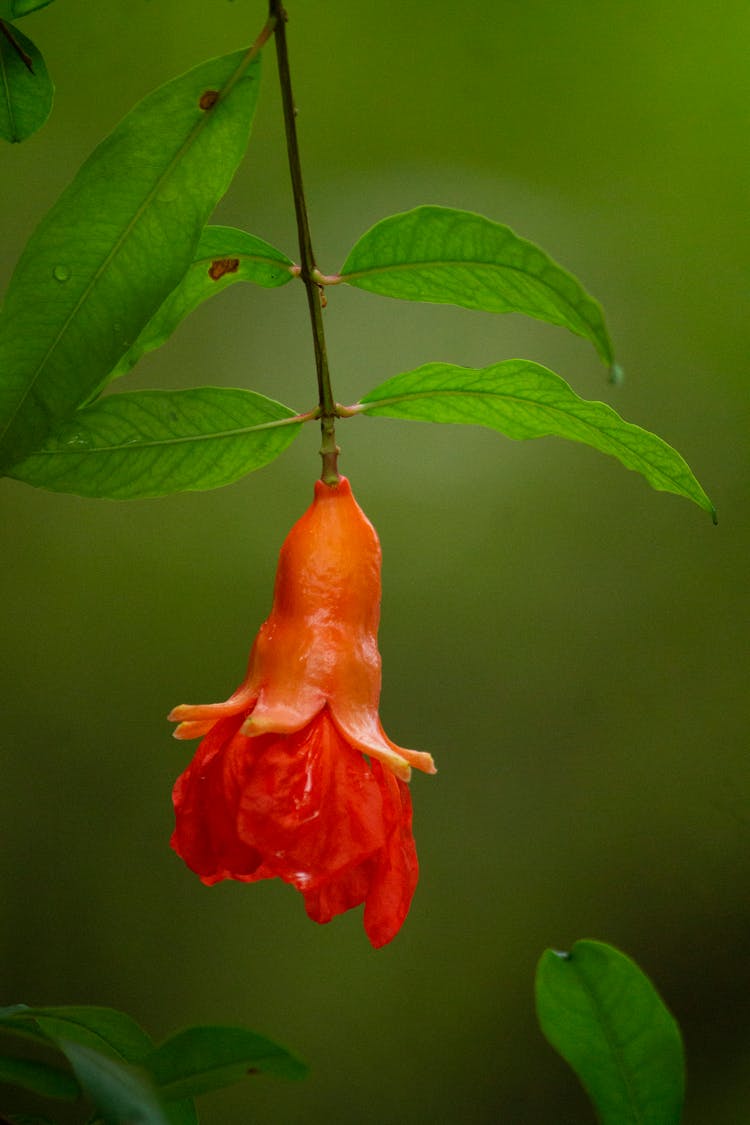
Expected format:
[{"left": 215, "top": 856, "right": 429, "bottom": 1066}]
[{"left": 170, "top": 476, "right": 434, "bottom": 946}]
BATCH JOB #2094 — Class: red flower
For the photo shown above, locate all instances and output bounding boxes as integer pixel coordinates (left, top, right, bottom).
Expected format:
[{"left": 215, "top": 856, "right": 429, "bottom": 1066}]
[{"left": 169, "top": 476, "right": 435, "bottom": 948}]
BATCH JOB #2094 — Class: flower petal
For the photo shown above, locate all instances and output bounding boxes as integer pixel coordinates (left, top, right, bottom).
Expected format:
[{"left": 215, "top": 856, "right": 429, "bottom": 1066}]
[
  {"left": 303, "top": 859, "right": 375, "bottom": 924},
  {"left": 171, "top": 713, "right": 266, "bottom": 884},
  {"left": 331, "top": 703, "right": 436, "bottom": 778},
  {"left": 235, "top": 711, "right": 387, "bottom": 892},
  {"left": 363, "top": 761, "right": 419, "bottom": 949}
]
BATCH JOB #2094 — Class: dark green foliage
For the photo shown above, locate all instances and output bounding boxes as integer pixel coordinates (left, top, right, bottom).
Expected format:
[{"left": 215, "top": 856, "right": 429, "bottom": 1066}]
[
  {"left": 0, "top": 1004, "right": 305, "bottom": 1124},
  {"left": 0, "top": 20, "right": 53, "bottom": 142}
]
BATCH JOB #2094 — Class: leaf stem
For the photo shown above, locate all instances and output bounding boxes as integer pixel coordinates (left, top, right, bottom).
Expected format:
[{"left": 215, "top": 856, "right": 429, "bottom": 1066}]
[{"left": 270, "top": 0, "right": 339, "bottom": 483}]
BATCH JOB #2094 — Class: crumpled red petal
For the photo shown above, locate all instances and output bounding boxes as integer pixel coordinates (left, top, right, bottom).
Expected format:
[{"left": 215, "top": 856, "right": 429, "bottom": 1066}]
[{"left": 170, "top": 476, "right": 433, "bottom": 947}]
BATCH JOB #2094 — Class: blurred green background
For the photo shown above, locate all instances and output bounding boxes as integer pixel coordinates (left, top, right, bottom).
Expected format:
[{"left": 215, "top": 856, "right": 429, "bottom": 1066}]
[{"left": 1, "top": 1, "right": 748, "bottom": 1121}]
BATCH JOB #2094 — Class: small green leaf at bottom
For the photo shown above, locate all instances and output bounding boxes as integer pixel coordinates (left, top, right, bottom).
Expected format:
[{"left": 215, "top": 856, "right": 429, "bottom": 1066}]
[
  {"left": 144, "top": 1025, "right": 308, "bottom": 1101},
  {"left": 357, "top": 361, "right": 715, "bottom": 519},
  {"left": 535, "top": 940, "right": 685, "bottom": 1125},
  {"left": 6, "top": 387, "right": 302, "bottom": 499},
  {"left": 57, "top": 1040, "right": 169, "bottom": 1125},
  {"left": 28, "top": 1006, "right": 155, "bottom": 1063}
]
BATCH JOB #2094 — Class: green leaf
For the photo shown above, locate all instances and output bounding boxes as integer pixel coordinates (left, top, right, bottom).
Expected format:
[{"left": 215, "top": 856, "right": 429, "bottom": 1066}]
[
  {"left": 57, "top": 1040, "right": 169, "bottom": 1125},
  {"left": 8, "top": 387, "right": 303, "bottom": 498},
  {"left": 0, "top": 1027, "right": 78, "bottom": 1101},
  {"left": 339, "top": 206, "right": 614, "bottom": 366},
  {"left": 29, "top": 1008, "right": 154, "bottom": 1064},
  {"left": 109, "top": 226, "right": 296, "bottom": 382},
  {"left": 0, "top": 21, "right": 53, "bottom": 142},
  {"left": 357, "top": 361, "right": 715, "bottom": 519},
  {"left": 1, "top": 1, "right": 56, "bottom": 16},
  {"left": 0, "top": 45, "right": 264, "bottom": 473},
  {"left": 144, "top": 1026, "right": 308, "bottom": 1101},
  {"left": 162, "top": 1099, "right": 198, "bottom": 1125},
  {"left": 0, "top": 1055, "right": 76, "bottom": 1100},
  {"left": 535, "top": 940, "right": 685, "bottom": 1125}
]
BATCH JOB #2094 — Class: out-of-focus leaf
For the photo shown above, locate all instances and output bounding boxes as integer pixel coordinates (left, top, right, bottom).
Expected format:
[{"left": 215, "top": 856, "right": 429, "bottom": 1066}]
[
  {"left": 0, "top": 0, "right": 56, "bottom": 16},
  {"left": 144, "top": 1025, "right": 308, "bottom": 1101},
  {"left": 110, "top": 225, "right": 295, "bottom": 381},
  {"left": 339, "top": 206, "right": 614, "bottom": 366},
  {"left": 57, "top": 1040, "right": 169, "bottom": 1125},
  {"left": 357, "top": 360, "right": 715, "bottom": 519},
  {"left": 0, "top": 45, "right": 263, "bottom": 472},
  {"left": 0, "top": 1026, "right": 78, "bottom": 1101},
  {"left": 29, "top": 1008, "right": 154, "bottom": 1063},
  {"left": 0, "top": 21, "right": 53, "bottom": 142},
  {"left": 161, "top": 1098, "right": 198, "bottom": 1125},
  {"left": 535, "top": 940, "right": 685, "bottom": 1125},
  {"left": 8, "top": 387, "right": 302, "bottom": 498}
]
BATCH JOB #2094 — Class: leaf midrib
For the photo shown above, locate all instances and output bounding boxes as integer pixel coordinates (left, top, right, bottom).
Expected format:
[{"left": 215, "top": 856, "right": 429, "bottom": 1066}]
[
  {"left": 360, "top": 384, "right": 668, "bottom": 477},
  {"left": 341, "top": 256, "right": 596, "bottom": 318},
  {"left": 27, "top": 412, "right": 301, "bottom": 457},
  {"left": 155, "top": 1053, "right": 283, "bottom": 1098},
  {"left": 575, "top": 969, "right": 647, "bottom": 1125},
  {"left": 192, "top": 250, "right": 294, "bottom": 273}
]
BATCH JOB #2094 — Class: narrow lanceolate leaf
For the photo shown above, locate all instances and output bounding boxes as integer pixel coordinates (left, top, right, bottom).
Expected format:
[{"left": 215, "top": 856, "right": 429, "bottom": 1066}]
[
  {"left": 0, "top": 46, "right": 263, "bottom": 473},
  {"left": 8, "top": 387, "right": 302, "bottom": 499},
  {"left": 0, "top": 21, "right": 53, "bottom": 142},
  {"left": 110, "top": 226, "right": 296, "bottom": 381},
  {"left": 535, "top": 940, "right": 685, "bottom": 1125},
  {"left": 144, "top": 1026, "right": 308, "bottom": 1101},
  {"left": 339, "top": 206, "right": 614, "bottom": 366},
  {"left": 57, "top": 1041, "right": 170, "bottom": 1125},
  {"left": 357, "top": 361, "right": 715, "bottom": 519}
]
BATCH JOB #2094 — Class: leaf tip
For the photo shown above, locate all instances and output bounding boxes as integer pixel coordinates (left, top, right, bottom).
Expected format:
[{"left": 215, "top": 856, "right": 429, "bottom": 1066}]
[{"left": 609, "top": 362, "right": 625, "bottom": 386}]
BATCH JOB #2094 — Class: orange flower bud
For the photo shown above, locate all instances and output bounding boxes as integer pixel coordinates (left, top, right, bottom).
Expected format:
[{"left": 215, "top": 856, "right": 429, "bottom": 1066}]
[{"left": 169, "top": 476, "right": 435, "bottom": 948}]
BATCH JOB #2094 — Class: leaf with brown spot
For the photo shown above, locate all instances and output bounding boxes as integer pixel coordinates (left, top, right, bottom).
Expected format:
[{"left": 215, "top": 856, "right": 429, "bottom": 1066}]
[
  {"left": 199, "top": 89, "right": 219, "bottom": 110},
  {"left": 208, "top": 256, "right": 240, "bottom": 281},
  {"left": 106, "top": 226, "right": 295, "bottom": 384},
  {"left": 0, "top": 47, "right": 263, "bottom": 472}
]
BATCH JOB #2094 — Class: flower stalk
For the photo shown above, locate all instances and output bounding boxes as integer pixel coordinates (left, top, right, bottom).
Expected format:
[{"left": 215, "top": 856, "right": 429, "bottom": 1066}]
[{"left": 271, "top": 0, "right": 339, "bottom": 483}]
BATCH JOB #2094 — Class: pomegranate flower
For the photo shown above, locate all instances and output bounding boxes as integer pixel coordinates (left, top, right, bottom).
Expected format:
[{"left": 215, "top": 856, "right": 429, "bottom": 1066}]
[{"left": 169, "top": 476, "right": 435, "bottom": 948}]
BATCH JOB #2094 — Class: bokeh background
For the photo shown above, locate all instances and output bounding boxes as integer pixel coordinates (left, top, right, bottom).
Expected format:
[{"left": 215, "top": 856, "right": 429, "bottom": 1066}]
[{"left": 1, "top": 1, "right": 748, "bottom": 1121}]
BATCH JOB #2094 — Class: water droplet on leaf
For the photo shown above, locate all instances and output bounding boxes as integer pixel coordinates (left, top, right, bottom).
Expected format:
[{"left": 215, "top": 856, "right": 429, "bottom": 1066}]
[{"left": 53, "top": 264, "right": 71, "bottom": 282}]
